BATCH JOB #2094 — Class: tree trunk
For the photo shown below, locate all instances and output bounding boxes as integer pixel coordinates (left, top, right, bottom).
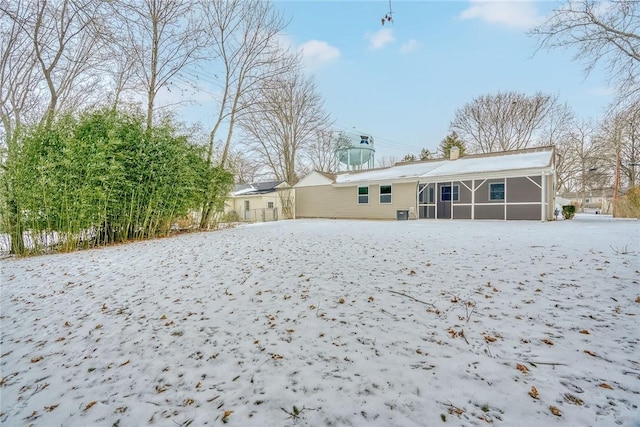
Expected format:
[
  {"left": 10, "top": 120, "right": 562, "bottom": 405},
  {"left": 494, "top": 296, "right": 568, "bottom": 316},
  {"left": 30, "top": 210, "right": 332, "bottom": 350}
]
[
  {"left": 8, "top": 198, "right": 25, "bottom": 255},
  {"left": 199, "top": 201, "right": 214, "bottom": 229}
]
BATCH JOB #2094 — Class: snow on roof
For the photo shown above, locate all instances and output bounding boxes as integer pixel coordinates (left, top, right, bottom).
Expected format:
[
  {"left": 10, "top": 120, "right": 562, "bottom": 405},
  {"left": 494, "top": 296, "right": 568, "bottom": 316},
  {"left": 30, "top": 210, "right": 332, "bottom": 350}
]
[
  {"left": 335, "top": 148, "right": 553, "bottom": 184},
  {"left": 231, "top": 180, "right": 285, "bottom": 196},
  {"left": 232, "top": 186, "right": 257, "bottom": 196}
]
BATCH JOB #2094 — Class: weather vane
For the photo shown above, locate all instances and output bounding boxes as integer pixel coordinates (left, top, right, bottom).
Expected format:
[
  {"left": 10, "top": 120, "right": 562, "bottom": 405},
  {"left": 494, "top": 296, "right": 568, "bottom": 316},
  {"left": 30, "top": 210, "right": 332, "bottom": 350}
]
[{"left": 381, "top": 0, "right": 393, "bottom": 26}]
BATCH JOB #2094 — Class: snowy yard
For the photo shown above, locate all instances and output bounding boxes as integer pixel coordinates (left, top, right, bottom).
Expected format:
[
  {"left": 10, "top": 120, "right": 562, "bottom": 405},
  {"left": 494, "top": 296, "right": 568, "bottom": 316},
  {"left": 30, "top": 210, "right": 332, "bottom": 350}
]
[{"left": 1, "top": 216, "right": 639, "bottom": 427}]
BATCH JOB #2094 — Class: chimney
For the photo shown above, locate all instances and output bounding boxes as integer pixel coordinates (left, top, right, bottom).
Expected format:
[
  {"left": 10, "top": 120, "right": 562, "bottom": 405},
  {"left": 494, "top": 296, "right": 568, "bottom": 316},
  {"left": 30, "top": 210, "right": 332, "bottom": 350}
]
[{"left": 450, "top": 146, "right": 460, "bottom": 160}]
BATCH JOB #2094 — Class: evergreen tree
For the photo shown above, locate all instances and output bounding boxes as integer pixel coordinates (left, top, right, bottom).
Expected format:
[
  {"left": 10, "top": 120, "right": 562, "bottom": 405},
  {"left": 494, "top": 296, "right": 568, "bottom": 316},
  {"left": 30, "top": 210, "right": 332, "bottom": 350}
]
[
  {"left": 439, "top": 132, "right": 467, "bottom": 158},
  {"left": 420, "top": 148, "right": 433, "bottom": 160}
]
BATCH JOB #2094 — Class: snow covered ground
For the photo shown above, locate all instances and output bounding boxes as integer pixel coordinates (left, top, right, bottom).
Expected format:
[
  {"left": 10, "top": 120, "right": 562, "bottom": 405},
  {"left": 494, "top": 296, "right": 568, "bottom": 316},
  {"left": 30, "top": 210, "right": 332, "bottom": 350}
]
[{"left": 1, "top": 215, "right": 639, "bottom": 427}]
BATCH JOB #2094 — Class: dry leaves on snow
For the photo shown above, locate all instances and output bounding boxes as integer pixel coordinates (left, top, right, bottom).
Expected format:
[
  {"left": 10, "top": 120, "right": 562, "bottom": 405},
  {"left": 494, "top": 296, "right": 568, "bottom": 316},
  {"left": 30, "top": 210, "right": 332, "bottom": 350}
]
[
  {"left": 528, "top": 386, "right": 539, "bottom": 399},
  {"left": 549, "top": 406, "right": 562, "bottom": 416},
  {"left": 516, "top": 364, "right": 529, "bottom": 374},
  {"left": 483, "top": 334, "right": 497, "bottom": 343},
  {"left": 222, "top": 410, "right": 233, "bottom": 423},
  {"left": 564, "top": 393, "right": 584, "bottom": 406}
]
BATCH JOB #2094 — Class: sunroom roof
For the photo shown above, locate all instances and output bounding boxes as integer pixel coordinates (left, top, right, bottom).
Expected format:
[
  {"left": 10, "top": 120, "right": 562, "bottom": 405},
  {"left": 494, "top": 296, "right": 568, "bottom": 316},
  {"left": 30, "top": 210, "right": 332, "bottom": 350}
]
[{"left": 335, "top": 148, "right": 553, "bottom": 184}]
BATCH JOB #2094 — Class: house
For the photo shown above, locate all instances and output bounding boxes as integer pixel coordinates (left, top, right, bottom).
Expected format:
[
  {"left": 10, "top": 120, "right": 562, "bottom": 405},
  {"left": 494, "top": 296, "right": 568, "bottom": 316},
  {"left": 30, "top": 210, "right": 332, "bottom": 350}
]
[
  {"left": 561, "top": 188, "right": 614, "bottom": 214},
  {"left": 294, "top": 146, "right": 556, "bottom": 221},
  {"left": 225, "top": 180, "right": 293, "bottom": 222}
]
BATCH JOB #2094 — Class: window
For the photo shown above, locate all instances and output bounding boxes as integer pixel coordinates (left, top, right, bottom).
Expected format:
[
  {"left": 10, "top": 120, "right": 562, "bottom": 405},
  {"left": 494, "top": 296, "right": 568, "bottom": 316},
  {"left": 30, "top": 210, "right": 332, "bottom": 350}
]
[
  {"left": 358, "top": 186, "right": 369, "bottom": 204},
  {"left": 267, "top": 201, "right": 274, "bottom": 209},
  {"left": 440, "top": 185, "right": 459, "bottom": 202},
  {"left": 380, "top": 185, "right": 392, "bottom": 203},
  {"left": 489, "top": 183, "right": 505, "bottom": 201}
]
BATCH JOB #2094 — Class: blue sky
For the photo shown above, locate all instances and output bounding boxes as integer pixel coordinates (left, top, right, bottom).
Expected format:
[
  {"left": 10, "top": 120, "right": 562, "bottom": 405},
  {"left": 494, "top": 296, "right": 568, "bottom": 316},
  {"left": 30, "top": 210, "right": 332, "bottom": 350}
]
[
  {"left": 271, "top": 0, "right": 614, "bottom": 159},
  {"left": 171, "top": 1, "right": 615, "bottom": 161}
]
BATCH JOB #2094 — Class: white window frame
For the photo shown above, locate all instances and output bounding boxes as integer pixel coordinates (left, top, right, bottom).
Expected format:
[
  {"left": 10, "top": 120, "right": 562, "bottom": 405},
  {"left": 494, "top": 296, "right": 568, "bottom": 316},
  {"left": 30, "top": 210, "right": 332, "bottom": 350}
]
[
  {"left": 440, "top": 185, "right": 459, "bottom": 202},
  {"left": 357, "top": 186, "right": 369, "bottom": 204},
  {"left": 379, "top": 184, "right": 392, "bottom": 204}
]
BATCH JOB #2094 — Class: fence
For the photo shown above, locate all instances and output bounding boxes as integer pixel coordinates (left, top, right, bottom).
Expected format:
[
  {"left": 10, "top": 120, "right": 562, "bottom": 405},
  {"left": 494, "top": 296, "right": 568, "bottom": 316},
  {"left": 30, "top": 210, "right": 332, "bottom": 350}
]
[{"left": 241, "top": 208, "right": 279, "bottom": 223}]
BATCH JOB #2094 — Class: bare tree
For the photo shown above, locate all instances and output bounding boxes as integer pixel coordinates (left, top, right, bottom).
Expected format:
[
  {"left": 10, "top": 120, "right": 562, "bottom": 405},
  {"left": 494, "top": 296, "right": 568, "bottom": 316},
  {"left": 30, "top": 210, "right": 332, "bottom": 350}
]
[
  {"left": 0, "top": 0, "right": 41, "bottom": 145},
  {"left": 305, "top": 128, "right": 339, "bottom": 173},
  {"left": 539, "top": 102, "right": 575, "bottom": 192},
  {"left": 567, "top": 120, "right": 603, "bottom": 209},
  {"left": 227, "top": 149, "right": 262, "bottom": 184},
  {"left": 197, "top": 0, "right": 295, "bottom": 228},
  {"left": 1, "top": 0, "right": 108, "bottom": 128},
  {"left": 598, "top": 104, "right": 640, "bottom": 189},
  {"left": 201, "top": 0, "right": 294, "bottom": 167},
  {"left": 239, "top": 69, "right": 331, "bottom": 185},
  {"left": 376, "top": 156, "right": 398, "bottom": 168},
  {"left": 450, "top": 91, "right": 556, "bottom": 154},
  {"left": 619, "top": 104, "right": 640, "bottom": 187},
  {"left": 532, "top": 0, "right": 640, "bottom": 104},
  {"left": 108, "top": 0, "right": 206, "bottom": 129}
]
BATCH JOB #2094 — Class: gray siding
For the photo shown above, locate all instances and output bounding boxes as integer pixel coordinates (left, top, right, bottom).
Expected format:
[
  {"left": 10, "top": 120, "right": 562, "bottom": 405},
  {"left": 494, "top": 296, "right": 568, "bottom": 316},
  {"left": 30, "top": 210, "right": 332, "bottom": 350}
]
[
  {"left": 453, "top": 205, "right": 472, "bottom": 219},
  {"left": 475, "top": 205, "right": 504, "bottom": 220},
  {"left": 507, "top": 204, "right": 541, "bottom": 220},
  {"left": 507, "top": 177, "right": 540, "bottom": 203},
  {"left": 455, "top": 180, "right": 472, "bottom": 204}
]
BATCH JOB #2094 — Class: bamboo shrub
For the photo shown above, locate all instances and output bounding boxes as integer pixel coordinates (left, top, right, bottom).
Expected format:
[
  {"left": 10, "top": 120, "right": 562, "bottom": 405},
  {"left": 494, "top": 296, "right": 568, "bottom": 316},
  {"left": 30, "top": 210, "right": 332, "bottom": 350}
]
[{"left": 1, "top": 108, "right": 221, "bottom": 255}]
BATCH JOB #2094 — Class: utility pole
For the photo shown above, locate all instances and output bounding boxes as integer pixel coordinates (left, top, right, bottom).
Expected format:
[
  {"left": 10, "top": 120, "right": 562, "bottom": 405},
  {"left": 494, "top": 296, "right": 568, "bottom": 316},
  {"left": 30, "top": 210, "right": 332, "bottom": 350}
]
[{"left": 613, "top": 148, "right": 621, "bottom": 217}]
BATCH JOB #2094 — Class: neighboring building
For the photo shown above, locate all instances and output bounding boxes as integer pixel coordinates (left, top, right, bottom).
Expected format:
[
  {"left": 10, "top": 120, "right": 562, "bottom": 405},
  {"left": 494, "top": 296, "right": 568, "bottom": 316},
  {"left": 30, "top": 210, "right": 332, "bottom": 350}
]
[
  {"left": 295, "top": 146, "right": 556, "bottom": 221},
  {"left": 225, "top": 181, "right": 293, "bottom": 222},
  {"left": 562, "top": 188, "right": 615, "bottom": 214}
]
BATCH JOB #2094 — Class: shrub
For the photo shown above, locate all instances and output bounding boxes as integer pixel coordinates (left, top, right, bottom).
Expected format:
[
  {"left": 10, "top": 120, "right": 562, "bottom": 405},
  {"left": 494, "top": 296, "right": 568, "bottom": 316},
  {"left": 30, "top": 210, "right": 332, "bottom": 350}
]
[
  {"left": 562, "top": 205, "right": 576, "bottom": 220},
  {"left": 221, "top": 211, "right": 240, "bottom": 223},
  {"left": 1, "top": 108, "right": 221, "bottom": 254},
  {"left": 614, "top": 186, "right": 640, "bottom": 218}
]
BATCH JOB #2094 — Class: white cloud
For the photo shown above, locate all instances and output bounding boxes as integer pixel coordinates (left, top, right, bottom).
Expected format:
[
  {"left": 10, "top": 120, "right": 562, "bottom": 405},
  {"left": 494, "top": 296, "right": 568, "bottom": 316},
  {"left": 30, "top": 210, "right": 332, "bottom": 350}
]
[
  {"left": 299, "top": 40, "right": 340, "bottom": 70},
  {"left": 589, "top": 86, "right": 616, "bottom": 97},
  {"left": 460, "top": 1, "right": 541, "bottom": 30},
  {"left": 400, "top": 39, "right": 419, "bottom": 54},
  {"left": 365, "top": 28, "right": 395, "bottom": 50}
]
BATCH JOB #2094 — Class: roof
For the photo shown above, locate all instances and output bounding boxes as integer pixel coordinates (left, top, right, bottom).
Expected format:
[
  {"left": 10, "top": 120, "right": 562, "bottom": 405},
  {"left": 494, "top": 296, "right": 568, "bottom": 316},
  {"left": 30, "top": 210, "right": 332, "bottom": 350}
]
[
  {"left": 231, "top": 180, "right": 286, "bottom": 196},
  {"left": 333, "top": 147, "right": 554, "bottom": 185}
]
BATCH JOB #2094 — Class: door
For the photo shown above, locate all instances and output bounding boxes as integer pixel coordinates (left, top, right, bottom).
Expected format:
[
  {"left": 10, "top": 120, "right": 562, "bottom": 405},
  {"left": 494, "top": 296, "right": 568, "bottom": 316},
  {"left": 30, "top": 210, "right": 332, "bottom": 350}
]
[
  {"left": 244, "top": 200, "right": 250, "bottom": 220},
  {"left": 437, "top": 183, "right": 454, "bottom": 219}
]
